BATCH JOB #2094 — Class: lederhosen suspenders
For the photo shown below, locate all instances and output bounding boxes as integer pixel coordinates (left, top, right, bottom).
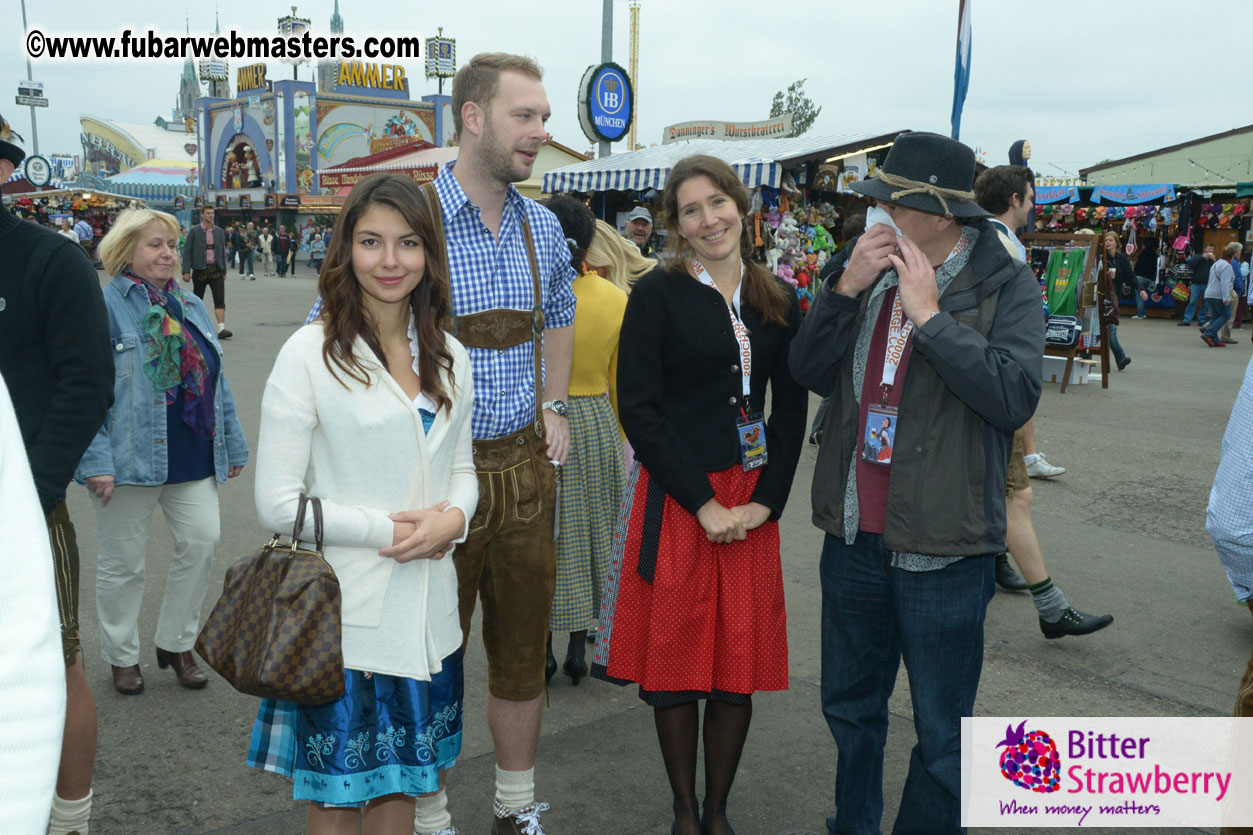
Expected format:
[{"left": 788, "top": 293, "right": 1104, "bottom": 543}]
[{"left": 421, "top": 182, "right": 546, "bottom": 440}]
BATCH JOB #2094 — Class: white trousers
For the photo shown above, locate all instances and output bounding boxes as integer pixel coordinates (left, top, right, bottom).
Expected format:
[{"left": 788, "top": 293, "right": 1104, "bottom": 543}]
[{"left": 92, "top": 477, "right": 220, "bottom": 666}]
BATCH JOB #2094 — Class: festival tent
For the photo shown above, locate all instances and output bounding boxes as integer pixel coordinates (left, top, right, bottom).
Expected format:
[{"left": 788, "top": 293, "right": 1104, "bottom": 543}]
[{"left": 541, "top": 130, "right": 905, "bottom": 194}]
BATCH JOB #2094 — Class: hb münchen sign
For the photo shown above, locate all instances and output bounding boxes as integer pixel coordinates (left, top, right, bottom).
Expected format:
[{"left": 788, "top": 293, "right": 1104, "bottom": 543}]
[{"left": 578, "top": 62, "right": 633, "bottom": 144}]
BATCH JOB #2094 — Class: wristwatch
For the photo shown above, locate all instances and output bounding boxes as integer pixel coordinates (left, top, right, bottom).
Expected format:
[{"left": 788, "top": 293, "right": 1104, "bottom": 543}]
[{"left": 542, "top": 399, "right": 568, "bottom": 417}]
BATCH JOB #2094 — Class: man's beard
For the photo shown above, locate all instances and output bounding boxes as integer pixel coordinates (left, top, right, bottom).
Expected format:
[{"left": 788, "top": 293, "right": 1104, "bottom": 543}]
[{"left": 478, "top": 118, "right": 531, "bottom": 185}]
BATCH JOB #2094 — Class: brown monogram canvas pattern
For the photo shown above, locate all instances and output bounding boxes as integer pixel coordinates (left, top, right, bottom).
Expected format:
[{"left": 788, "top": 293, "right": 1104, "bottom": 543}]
[{"left": 195, "top": 496, "right": 345, "bottom": 704}]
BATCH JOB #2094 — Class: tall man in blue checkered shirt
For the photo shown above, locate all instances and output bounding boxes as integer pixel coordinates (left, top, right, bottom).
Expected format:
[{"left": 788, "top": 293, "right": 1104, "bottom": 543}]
[{"left": 306, "top": 52, "right": 575, "bottom": 835}]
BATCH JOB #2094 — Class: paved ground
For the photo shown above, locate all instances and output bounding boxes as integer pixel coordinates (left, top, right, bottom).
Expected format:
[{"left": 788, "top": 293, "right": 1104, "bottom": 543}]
[{"left": 68, "top": 269, "right": 1251, "bottom": 834}]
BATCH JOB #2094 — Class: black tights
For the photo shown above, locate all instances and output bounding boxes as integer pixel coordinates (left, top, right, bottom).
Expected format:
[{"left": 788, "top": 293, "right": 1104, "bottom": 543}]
[{"left": 654, "top": 698, "right": 753, "bottom": 835}]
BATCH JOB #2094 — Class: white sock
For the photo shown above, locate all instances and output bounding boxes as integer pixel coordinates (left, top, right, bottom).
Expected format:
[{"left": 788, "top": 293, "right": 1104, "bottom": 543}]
[
  {"left": 494, "top": 766, "right": 535, "bottom": 813},
  {"left": 413, "top": 789, "right": 452, "bottom": 834},
  {"left": 216, "top": 322, "right": 224, "bottom": 333},
  {"left": 48, "top": 790, "right": 92, "bottom": 835},
  {"left": 1023, "top": 453, "right": 1042, "bottom": 466}
]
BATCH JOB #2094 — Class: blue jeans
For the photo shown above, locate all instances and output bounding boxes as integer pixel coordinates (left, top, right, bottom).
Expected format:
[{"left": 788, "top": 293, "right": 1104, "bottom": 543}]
[
  {"left": 1182, "top": 284, "right": 1207, "bottom": 324},
  {"left": 1108, "top": 324, "right": 1127, "bottom": 365},
  {"left": 1133, "top": 275, "right": 1151, "bottom": 317},
  {"left": 1203, "top": 298, "right": 1231, "bottom": 340},
  {"left": 238, "top": 249, "right": 254, "bottom": 275},
  {"left": 820, "top": 532, "right": 994, "bottom": 835}
]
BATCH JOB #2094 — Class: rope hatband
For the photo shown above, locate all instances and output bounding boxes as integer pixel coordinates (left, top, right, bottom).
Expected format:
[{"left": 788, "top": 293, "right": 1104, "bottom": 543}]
[{"left": 872, "top": 170, "right": 976, "bottom": 218}]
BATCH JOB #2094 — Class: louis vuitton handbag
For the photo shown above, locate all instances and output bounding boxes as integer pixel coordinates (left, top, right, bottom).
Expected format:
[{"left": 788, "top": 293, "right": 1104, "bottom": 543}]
[{"left": 195, "top": 494, "right": 345, "bottom": 704}]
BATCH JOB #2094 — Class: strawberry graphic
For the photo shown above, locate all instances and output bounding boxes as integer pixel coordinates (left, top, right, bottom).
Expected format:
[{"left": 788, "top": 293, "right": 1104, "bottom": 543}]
[{"left": 996, "top": 720, "right": 1061, "bottom": 793}]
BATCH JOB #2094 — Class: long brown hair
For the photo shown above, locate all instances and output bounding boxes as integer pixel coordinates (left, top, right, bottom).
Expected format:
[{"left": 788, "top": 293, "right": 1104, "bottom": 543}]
[
  {"left": 661, "top": 154, "right": 791, "bottom": 325},
  {"left": 317, "top": 173, "right": 456, "bottom": 412}
]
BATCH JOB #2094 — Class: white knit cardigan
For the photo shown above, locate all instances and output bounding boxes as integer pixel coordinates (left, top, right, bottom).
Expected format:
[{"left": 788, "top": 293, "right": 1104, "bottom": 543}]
[
  {"left": 253, "top": 322, "right": 477, "bottom": 680},
  {"left": 0, "top": 373, "right": 66, "bottom": 833}
]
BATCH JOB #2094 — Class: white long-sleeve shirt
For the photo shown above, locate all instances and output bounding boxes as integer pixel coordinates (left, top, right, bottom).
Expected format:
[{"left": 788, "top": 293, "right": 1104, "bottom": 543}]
[
  {"left": 253, "top": 322, "right": 477, "bottom": 680},
  {"left": 0, "top": 372, "right": 66, "bottom": 834}
]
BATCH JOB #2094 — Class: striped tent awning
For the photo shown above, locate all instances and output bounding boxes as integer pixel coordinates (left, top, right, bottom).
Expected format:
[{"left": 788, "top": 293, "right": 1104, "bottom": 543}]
[
  {"left": 4, "top": 168, "right": 66, "bottom": 190},
  {"left": 542, "top": 130, "right": 905, "bottom": 194},
  {"left": 102, "top": 181, "right": 200, "bottom": 204}
]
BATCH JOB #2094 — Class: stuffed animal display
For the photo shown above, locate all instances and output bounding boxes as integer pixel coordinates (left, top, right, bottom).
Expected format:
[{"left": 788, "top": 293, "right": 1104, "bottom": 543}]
[{"left": 750, "top": 194, "right": 845, "bottom": 315}]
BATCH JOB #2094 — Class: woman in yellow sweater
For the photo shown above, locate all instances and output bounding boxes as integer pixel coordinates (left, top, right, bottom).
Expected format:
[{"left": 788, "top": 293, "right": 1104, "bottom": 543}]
[
  {"left": 585, "top": 219, "right": 656, "bottom": 472},
  {"left": 542, "top": 197, "right": 631, "bottom": 684}
]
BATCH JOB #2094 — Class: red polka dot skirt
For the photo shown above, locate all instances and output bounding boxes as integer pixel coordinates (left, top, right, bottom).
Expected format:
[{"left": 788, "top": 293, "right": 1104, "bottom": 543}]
[{"left": 591, "top": 463, "right": 788, "bottom": 697}]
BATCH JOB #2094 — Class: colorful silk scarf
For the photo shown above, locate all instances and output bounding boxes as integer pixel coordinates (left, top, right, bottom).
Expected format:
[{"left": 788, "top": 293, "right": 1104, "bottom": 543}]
[{"left": 123, "top": 270, "right": 215, "bottom": 439}]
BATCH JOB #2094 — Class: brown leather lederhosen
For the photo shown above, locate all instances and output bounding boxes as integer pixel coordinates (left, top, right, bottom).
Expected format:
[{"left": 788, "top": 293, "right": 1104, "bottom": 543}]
[{"left": 421, "top": 182, "right": 559, "bottom": 701}]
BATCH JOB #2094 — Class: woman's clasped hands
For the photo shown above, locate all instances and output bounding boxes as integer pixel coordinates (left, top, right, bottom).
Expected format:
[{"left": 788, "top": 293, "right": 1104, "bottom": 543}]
[
  {"left": 380, "top": 500, "right": 465, "bottom": 562},
  {"left": 696, "top": 499, "right": 772, "bottom": 544}
]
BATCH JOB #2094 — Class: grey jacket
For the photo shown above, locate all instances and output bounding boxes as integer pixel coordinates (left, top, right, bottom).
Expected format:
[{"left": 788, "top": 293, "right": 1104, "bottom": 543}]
[
  {"left": 789, "top": 221, "right": 1044, "bottom": 556},
  {"left": 182, "top": 223, "right": 227, "bottom": 273}
]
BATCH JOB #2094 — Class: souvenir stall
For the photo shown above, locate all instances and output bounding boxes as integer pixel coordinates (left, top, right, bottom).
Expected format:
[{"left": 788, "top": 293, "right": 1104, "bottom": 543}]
[
  {"left": 2, "top": 188, "right": 146, "bottom": 250},
  {"left": 1020, "top": 230, "right": 1108, "bottom": 392},
  {"left": 1032, "top": 183, "right": 1187, "bottom": 317}
]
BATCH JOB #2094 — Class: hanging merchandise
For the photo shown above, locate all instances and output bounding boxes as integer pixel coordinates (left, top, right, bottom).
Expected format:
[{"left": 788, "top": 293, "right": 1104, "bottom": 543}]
[{"left": 1043, "top": 248, "right": 1086, "bottom": 317}]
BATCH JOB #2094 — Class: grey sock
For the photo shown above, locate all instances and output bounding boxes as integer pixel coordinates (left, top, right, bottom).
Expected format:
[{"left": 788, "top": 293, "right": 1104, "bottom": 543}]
[{"left": 1029, "top": 577, "right": 1069, "bottom": 623}]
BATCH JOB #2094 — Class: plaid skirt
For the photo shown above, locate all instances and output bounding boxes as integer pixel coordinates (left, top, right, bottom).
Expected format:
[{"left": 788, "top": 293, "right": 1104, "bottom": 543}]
[
  {"left": 246, "top": 650, "right": 462, "bottom": 806},
  {"left": 551, "top": 393, "right": 624, "bottom": 632}
]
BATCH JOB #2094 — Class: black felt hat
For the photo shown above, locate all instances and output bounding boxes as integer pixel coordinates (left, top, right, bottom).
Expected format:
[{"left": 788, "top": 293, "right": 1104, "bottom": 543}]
[
  {"left": 0, "top": 112, "right": 26, "bottom": 167},
  {"left": 849, "top": 131, "right": 990, "bottom": 218}
]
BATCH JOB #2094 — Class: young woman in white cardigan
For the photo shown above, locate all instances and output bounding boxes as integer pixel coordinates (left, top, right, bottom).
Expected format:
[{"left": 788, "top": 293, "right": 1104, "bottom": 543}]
[{"left": 249, "top": 174, "right": 476, "bottom": 835}]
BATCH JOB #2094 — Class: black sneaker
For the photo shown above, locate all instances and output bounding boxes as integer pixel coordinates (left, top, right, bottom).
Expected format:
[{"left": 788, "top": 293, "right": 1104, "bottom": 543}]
[
  {"left": 1116, "top": 356, "right": 1131, "bottom": 371},
  {"left": 218, "top": 329, "right": 233, "bottom": 339},
  {"left": 1040, "top": 607, "right": 1113, "bottom": 639},
  {"left": 994, "top": 554, "right": 1028, "bottom": 592}
]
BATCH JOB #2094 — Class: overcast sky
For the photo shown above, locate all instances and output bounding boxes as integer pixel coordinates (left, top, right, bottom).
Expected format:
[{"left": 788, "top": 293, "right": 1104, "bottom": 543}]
[{"left": 8, "top": 0, "right": 1253, "bottom": 181}]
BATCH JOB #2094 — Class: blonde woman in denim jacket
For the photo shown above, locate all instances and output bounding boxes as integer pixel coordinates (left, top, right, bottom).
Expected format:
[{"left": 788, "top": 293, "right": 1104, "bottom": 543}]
[{"left": 74, "top": 208, "right": 248, "bottom": 696}]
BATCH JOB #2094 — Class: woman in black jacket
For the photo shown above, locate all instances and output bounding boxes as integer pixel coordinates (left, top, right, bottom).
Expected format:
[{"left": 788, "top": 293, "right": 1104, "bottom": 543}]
[
  {"left": 1101, "top": 232, "right": 1133, "bottom": 370},
  {"left": 592, "top": 155, "right": 806, "bottom": 835}
]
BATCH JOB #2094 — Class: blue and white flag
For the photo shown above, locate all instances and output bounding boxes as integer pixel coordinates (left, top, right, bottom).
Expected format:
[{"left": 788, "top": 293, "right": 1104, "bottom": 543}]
[{"left": 950, "top": 0, "right": 972, "bottom": 140}]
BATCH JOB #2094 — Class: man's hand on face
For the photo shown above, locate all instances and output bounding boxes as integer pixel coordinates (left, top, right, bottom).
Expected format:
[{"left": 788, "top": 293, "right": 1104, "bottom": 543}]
[
  {"left": 890, "top": 236, "right": 941, "bottom": 324},
  {"left": 835, "top": 224, "right": 897, "bottom": 298}
]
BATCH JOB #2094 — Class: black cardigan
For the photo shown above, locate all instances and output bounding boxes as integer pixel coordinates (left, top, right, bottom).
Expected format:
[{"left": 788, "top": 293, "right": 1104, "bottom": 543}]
[
  {"left": 616, "top": 265, "right": 807, "bottom": 519},
  {"left": 0, "top": 207, "right": 114, "bottom": 514}
]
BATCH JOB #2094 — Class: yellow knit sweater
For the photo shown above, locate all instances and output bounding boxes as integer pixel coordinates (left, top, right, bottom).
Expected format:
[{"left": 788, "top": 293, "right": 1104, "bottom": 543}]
[{"left": 568, "top": 271, "right": 628, "bottom": 419}]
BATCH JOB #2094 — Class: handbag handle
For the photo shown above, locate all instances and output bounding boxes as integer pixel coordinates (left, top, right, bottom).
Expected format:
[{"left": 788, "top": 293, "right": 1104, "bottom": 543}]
[{"left": 290, "top": 494, "right": 325, "bottom": 551}]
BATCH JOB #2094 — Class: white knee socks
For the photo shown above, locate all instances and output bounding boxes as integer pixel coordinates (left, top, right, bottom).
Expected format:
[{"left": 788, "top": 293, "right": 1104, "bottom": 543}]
[
  {"left": 48, "top": 790, "right": 92, "bottom": 835},
  {"left": 494, "top": 766, "right": 535, "bottom": 812},
  {"left": 413, "top": 788, "right": 452, "bottom": 834}
]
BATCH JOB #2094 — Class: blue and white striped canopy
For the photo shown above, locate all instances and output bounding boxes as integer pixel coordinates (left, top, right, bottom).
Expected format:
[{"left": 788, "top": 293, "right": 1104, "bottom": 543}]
[
  {"left": 542, "top": 131, "right": 903, "bottom": 194},
  {"left": 102, "top": 181, "right": 199, "bottom": 204},
  {"left": 4, "top": 168, "right": 66, "bottom": 190}
]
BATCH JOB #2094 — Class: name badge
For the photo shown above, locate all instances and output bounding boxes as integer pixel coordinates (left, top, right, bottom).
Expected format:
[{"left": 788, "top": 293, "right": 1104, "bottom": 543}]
[
  {"left": 736, "top": 412, "right": 768, "bottom": 471},
  {"left": 861, "top": 405, "right": 898, "bottom": 466}
]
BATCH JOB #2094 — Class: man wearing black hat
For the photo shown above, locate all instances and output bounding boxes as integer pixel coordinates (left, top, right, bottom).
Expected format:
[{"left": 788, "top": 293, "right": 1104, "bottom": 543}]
[
  {"left": 0, "top": 113, "right": 112, "bottom": 834},
  {"left": 790, "top": 132, "right": 1044, "bottom": 834}
]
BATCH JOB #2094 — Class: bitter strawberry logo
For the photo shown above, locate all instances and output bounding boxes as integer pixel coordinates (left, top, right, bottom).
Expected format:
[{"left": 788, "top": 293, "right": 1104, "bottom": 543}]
[{"left": 996, "top": 720, "right": 1061, "bottom": 793}]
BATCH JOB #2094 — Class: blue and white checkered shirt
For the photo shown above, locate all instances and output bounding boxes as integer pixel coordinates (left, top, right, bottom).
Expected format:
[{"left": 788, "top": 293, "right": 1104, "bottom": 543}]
[
  {"left": 306, "top": 162, "right": 577, "bottom": 440},
  {"left": 1208, "top": 356, "right": 1253, "bottom": 601}
]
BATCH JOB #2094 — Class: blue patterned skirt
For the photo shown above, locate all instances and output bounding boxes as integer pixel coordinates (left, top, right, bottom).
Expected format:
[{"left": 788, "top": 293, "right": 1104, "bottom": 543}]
[{"left": 246, "top": 650, "right": 463, "bottom": 807}]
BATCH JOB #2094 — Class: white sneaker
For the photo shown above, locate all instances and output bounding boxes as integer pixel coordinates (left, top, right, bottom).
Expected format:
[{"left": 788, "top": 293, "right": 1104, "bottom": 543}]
[{"left": 1026, "top": 455, "right": 1065, "bottom": 479}]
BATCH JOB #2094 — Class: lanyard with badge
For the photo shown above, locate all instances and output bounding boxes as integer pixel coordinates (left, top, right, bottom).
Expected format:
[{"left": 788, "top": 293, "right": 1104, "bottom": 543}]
[
  {"left": 692, "top": 260, "right": 768, "bottom": 471},
  {"left": 862, "top": 291, "right": 909, "bottom": 467},
  {"left": 859, "top": 230, "right": 972, "bottom": 467}
]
